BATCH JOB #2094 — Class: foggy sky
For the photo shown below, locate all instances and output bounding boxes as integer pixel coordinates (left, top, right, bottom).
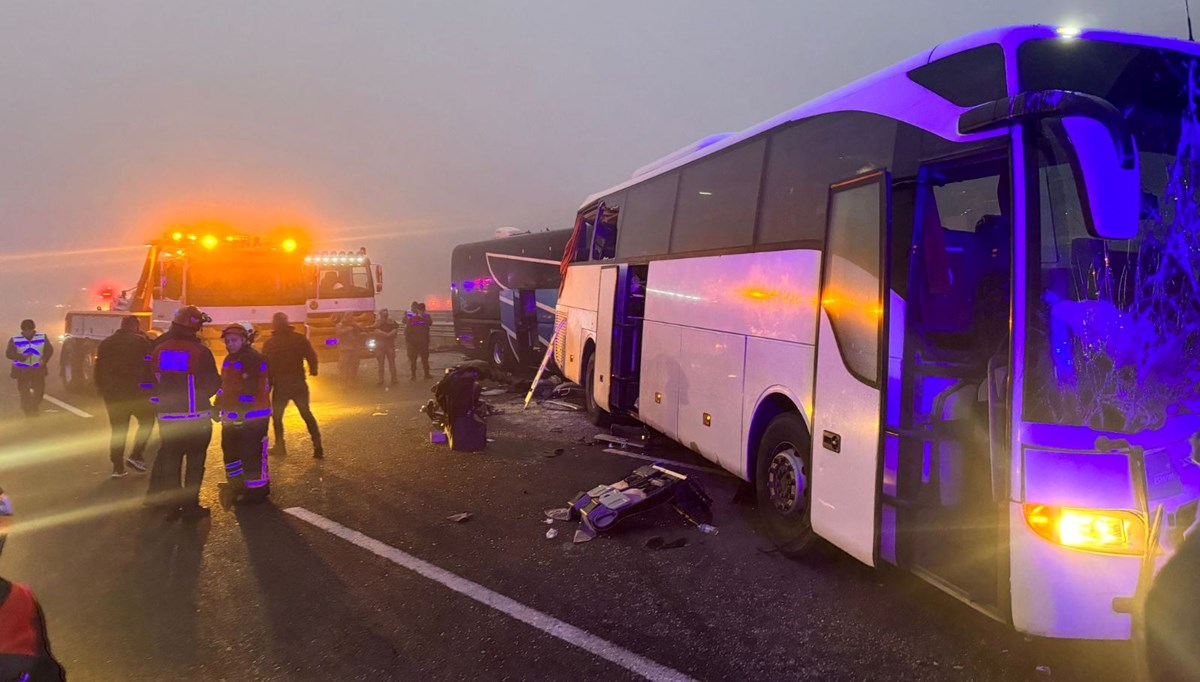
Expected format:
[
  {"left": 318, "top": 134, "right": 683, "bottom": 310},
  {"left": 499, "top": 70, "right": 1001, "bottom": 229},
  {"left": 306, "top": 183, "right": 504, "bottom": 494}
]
[{"left": 0, "top": 0, "right": 1183, "bottom": 329}]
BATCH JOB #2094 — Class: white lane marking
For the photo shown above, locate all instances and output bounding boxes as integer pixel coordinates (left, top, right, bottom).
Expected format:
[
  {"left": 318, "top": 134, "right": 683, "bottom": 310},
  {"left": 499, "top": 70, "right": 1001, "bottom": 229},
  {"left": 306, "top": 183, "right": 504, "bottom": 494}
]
[
  {"left": 284, "top": 507, "right": 696, "bottom": 682},
  {"left": 599, "top": 449, "right": 733, "bottom": 478},
  {"left": 43, "top": 395, "right": 93, "bottom": 419}
]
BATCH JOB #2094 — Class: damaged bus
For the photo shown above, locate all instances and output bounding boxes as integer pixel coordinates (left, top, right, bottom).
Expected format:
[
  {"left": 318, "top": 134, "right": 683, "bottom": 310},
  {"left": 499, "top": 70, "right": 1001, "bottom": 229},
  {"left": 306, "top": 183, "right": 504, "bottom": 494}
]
[{"left": 553, "top": 25, "right": 1200, "bottom": 639}]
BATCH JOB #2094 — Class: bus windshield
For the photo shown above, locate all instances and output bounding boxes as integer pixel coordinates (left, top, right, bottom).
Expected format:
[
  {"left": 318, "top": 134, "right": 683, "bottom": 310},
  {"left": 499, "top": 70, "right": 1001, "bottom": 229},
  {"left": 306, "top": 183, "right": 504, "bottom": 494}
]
[
  {"left": 1022, "top": 40, "right": 1200, "bottom": 433},
  {"left": 186, "top": 256, "right": 309, "bottom": 307}
]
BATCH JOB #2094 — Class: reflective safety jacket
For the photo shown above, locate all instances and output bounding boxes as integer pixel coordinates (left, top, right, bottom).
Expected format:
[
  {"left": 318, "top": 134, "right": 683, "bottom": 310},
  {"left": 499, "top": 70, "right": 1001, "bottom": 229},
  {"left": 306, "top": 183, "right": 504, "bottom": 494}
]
[
  {"left": 217, "top": 346, "right": 271, "bottom": 421},
  {"left": 7, "top": 334, "right": 48, "bottom": 370},
  {"left": 0, "top": 579, "right": 65, "bottom": 681},
  {"left": 150, "top": 331, "right": 220, "bottom": 420}
]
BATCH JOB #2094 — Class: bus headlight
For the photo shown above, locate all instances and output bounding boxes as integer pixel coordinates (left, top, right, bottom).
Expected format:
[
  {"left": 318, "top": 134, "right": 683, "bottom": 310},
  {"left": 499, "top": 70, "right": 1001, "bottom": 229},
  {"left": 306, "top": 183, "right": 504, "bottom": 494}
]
[{"left": 1023, "top": 503, "right": 1146, "bottom": 556}]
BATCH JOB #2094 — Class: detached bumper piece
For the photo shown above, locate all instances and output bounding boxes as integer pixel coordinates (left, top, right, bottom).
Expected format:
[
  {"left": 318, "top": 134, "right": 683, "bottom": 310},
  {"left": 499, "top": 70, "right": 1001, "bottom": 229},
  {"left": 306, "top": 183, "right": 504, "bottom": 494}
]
[{"left": 568, "top": 464, "right": 713, "bottom": 542}]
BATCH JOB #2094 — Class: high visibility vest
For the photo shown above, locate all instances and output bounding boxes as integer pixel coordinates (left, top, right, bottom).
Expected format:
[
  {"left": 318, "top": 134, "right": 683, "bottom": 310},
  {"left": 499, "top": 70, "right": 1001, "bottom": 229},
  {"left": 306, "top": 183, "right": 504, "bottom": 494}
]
[
  {"left": 0, "top": 582, "right": 38, "bottom": 657},
  {"left": 10, "top": 334, "right": 47, "bottom": 369}
]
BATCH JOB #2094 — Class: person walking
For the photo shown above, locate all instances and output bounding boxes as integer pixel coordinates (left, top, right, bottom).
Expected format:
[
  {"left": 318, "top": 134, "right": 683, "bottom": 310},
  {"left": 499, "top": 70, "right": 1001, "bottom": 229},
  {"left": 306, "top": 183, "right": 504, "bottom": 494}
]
[
  {"left": 5, "top": 320, "right": 53, "bottom": 417},
  {"left": 94, "top": 316, "right": 155, "bottom": 478},
  {"left": 215, "top": 323, "right": 272, "bottom": 508},
  {"left": 0, "top": 488, "right": 67, "bottom": 681},
  {"left": 375, "top": 308, "right": 400, "bottom": 386},
  {"left": 262, "top": 312, "right": 323, "bottom": 459},
  {"left": 404, "top": 302, "right": 432, "bottom": 380},
  {"left": 146, "top": 306, "right": 220, "bottom": 521}
]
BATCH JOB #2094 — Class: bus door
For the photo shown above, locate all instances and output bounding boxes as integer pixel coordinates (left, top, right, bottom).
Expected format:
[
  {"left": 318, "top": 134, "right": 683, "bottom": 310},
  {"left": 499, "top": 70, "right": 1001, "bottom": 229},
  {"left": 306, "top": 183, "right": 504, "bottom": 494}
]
[
  {"left": 593, "top": 263, "right": 646, "bottom": 414},
  {"left": 811, "top": 171, "right": 891, "bottom": 566},
  {"left": 892, "top": 152, "right": 1011, "bottom": 614}
]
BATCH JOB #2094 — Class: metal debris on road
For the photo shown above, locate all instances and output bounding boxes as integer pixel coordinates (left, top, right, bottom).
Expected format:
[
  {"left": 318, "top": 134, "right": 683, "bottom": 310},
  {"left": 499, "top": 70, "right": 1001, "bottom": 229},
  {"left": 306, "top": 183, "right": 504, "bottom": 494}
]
[
  {"left": 480, "top": 388, "right": 507, "bottom": 397},
  {"left": 543, "top": 518, "right": 554, "bottom": 525},
  {"left": 644, "top": 536, "right": 688, "bottom": 550},
  {"left": 543, "top": 448, "right": 565, "bottom": 458},
  {"left": 543, "top": 507, "right": 571, "bottom": 522},
  {"left": 563, "top": 464, "right": 713, "bottom": 540},
  {"left": 697, "top": 524, "right": 719, "bottom": 535},
  {"left": 446, "top": 512, "right": 473, "bottom": 523},
  {"left": 541, "top": 400, "right": 582, "bottom": 412},
  {"left": 545, "top": 528, "right": 559, "bottom": 539}
]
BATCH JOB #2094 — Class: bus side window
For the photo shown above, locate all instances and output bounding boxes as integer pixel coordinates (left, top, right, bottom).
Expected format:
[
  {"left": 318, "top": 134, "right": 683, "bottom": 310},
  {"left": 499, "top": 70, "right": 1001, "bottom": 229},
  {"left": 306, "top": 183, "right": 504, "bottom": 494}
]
[{"left": 592, "top": 205, "right": 619, "bottom": 260}]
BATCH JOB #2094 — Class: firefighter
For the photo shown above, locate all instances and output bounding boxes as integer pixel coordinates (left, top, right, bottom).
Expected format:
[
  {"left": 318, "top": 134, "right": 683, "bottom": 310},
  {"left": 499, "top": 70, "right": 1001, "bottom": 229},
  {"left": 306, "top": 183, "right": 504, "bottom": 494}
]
[
  {"left": 375, "top": 308, "right": 400, "bottom": 386},
  {"left": 5, "top": 320, "right": 53, "bottom": 417},
  {"left": 216, "top": 323, "right": 272, "bottom": 509},
  {"left": 0, "top": 488, "right": 67, "bottom": 681},
  {"left": 145, "top": 306, "right": 221, "bottom": 521},
  {"left": 262, "top": 312, "right": 323, "bottom": 459},
  {"left": 404, "top": 302, "right": 432, "bottom": 380},
  {"left": 94, "top": 315, "right": 154, "bottom": 478}
]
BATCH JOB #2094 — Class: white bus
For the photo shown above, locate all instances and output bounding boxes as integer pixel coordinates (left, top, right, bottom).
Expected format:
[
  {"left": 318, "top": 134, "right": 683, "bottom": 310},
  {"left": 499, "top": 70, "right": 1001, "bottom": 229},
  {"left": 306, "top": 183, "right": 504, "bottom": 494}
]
[{"left": 553, "top": 25, "right": 1200, "bottom": 639}]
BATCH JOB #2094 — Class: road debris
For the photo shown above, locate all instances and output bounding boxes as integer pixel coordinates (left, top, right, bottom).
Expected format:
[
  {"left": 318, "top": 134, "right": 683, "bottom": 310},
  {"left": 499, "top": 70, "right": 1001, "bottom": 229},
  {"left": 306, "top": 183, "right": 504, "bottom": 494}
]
[
  {"left": 541, "top": 400, "right": 582, "bottom": 412},
  {"left": 644, "top": 536, "right": 688, "bottom": 550},
  {"left": 543, "top": 448, "right": 565, "bottom": 458},
  {"left": 545, "top": 528, "right": 559, "bottom": 540},
  {"left": 543, "top": 507, "right": 571, "bottom": 522},
  {"left": 697, "top": 524, "right": 719, "bottom": 535},
  {"left": 561, "top": 463, "right": 713, "bottom": 540},
  {"left": 446, "top": 512, "right": 473, "bottom": 523}
]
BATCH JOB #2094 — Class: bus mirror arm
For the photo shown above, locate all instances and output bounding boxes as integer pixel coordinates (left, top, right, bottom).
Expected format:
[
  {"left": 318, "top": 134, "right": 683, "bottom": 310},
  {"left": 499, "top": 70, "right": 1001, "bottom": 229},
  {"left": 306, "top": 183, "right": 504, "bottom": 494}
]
[{"left": 960, "top": 90, "right": 1139, "bottom": 241}]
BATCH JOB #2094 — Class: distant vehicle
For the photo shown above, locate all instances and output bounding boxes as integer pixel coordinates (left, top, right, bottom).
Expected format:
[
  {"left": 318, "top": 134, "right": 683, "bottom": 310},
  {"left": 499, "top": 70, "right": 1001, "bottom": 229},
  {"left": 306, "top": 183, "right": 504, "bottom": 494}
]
[
  {"left": 303, "top": 248, "right": 384, "bottom": 362},
  {"left": 450, "top": 229, "right": 570, "bottom": 370},
  {"left": 553, "top": 26, "right": 1200, "bottom": 640}
]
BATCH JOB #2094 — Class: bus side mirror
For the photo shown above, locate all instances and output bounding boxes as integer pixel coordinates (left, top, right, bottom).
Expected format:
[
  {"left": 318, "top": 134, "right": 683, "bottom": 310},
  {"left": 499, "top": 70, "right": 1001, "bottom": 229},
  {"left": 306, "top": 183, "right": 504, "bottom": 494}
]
[
  {"left": 1062, "top": 116, "right": 1140, "bottom": 241},
  {"left": 375, "top": 264, "right": 384, "bottom": 293}
]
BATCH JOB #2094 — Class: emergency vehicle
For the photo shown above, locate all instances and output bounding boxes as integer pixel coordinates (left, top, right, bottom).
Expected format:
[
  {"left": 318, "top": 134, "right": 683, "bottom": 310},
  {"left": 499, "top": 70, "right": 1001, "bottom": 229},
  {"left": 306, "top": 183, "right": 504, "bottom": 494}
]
[
  {"left": 59, "top": 230, "right": 378, "bottom": 392},
  {"left": 304, "top": 248, "right": 384, "bottom": 362}
]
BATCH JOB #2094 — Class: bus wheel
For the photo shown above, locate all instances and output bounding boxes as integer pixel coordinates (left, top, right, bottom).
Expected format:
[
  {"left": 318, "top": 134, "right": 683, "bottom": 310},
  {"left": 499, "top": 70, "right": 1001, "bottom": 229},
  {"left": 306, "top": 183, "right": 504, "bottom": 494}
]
[
  {"left": 755, "top": 412, "right": 817, "bottom": 555},
  {"left": 583, "top": 353, "right": 610, "bottom": 427},
  {"left": 490, "top": 333, "right": 512, "bottom": 370},
  {"left": 61, "top": 342, "right": 84, "bottom": 393}
]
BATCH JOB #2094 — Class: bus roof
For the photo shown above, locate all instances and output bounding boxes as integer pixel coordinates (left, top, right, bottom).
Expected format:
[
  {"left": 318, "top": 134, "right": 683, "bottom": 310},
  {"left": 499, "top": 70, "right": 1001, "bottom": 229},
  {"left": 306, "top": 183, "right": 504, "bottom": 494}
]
[{"left": 580, "top": 24, "right": 1200, "bottom": 211}]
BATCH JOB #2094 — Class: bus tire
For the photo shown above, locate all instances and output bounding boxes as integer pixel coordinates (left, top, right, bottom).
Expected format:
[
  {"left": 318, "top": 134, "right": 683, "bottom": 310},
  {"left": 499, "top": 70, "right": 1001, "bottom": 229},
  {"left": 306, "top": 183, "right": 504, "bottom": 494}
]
[
  {"left": 583, "top": 352, "right": 610, "bottom": 427},
  {"left": 489, "top": 333, "right": 513, "bottom": 370},
  {"left": 61, "top": 342, "right": 84, "bottom": 393},
  {"left": 755, "top": 412, "right": 818, "bottom": 555}
]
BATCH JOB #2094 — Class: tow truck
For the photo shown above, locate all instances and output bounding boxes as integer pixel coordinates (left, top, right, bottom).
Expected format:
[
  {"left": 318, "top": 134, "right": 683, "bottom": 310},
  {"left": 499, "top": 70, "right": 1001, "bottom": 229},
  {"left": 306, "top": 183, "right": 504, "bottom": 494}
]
[
  {"left": 58, "top": 229, "right": 373, "bottom": 392},
  {"left": 303, "top": 248, "right": 384, "bottom": 363}
]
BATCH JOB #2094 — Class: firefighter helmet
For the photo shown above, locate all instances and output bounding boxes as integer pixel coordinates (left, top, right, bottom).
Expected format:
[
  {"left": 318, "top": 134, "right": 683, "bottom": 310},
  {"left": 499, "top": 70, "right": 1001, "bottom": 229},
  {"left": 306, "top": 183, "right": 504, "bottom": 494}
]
[
  {"left": 172, "top": 305, "right": 211, "bottom": 330},
  {"left": 221, "top": 321, "right": 257, "bottom": 343}
]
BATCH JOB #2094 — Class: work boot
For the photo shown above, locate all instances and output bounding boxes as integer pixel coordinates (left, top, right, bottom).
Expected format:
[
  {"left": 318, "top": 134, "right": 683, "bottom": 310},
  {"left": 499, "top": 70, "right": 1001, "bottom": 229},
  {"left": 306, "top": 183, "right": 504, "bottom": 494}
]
[
  {"left": 180, "top": 505, "right": 210, "bottom": 522},
  {"left": 126, "top": 457, "right": 147, "bottom": 473},
  {"left": 313, "top": 443, "right": 325, "bottom": 460},
  {"left": 269, "top": 442, "right": 287, "bottom": 458},
  {"left": 110, "top": 464, "right": 128, "bottom": 479}
]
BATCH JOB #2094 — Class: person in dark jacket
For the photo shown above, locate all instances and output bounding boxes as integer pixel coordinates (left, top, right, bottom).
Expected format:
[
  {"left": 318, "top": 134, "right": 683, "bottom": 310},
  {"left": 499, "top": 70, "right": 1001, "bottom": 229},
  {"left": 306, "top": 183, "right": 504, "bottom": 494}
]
[
  {"left": 215, "top": 323, "right": 272, "bottom": 508},
  {"left": 6, "top": 320, "right": 53, "bottom": 417},
  {"left": 1144, "top": 508, "right": 1200, "bottom": 682},
  {"left": 404, "top": 302, "right": 432, "bottom": 380},
  {"left": 95, "top": 316, "right": 155, "bottom": 478},
  {"left": 0, "top": 488, "right": 67, "bottom": 682},
  {"left": 262, "top": 312, "right": 323, "bottom": 459},
  {"left": 145, "top": 306, "right": 220, "bottom": 521},
  {"left": 375, "top": 308, "right": 400, "bottom": 386}
]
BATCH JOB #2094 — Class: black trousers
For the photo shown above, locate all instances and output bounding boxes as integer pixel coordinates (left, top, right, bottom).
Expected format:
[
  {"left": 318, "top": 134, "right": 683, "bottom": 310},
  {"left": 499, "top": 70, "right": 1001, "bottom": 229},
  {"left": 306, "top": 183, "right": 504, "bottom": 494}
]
[
  {"left": 407, "top": 342, "right": 430, "bottom": 377},
  {"left": 14, "top": 368, "right": 45, "bottom": 415},
  {"left": 271, "top": 382, "right": 321, "bottom": 444},
  {"left": 105, "top": 397, "right": 155, "bottom": 466},
  {"left": 148, "top": 417, "right": 213, "bottom": 509},
  {"left": 377, "top": 346, "right": 397, "bottom": 382},
  {"left": 222, "top": 417, "right": 270, "bottom": 498}
]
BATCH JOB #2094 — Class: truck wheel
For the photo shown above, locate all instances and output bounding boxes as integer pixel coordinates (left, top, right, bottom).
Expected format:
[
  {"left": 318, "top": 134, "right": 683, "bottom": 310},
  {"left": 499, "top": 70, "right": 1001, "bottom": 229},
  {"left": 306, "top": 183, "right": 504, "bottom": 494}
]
[
  {"left": 61, "top": 343, "right": 84, "bottom": 393},
  {"left": 81, "top": 349, "right": 96, "bottom": 390},
  {"left": 583, "top": 352, "right": 610, "bottom": 427},
  {"left": 490, "top": 333, "right": 513, "bottom": 370},
  {"left": 755, "top": 412, "right": 819, "bottom": 556}
]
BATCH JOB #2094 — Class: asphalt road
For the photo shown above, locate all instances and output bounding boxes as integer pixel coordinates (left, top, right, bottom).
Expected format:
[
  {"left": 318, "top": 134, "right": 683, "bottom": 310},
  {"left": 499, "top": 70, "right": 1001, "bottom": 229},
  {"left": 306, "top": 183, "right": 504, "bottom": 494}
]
[{"left": 0, "top": 352, "right": 1135, "bottom": 681}]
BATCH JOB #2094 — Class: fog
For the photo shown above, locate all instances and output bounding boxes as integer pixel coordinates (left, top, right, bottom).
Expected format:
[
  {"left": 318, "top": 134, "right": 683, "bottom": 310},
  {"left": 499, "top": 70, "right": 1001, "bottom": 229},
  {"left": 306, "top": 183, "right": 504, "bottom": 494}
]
[{"left": 0, "top": 0, "right": 1182, "bottom": 333}]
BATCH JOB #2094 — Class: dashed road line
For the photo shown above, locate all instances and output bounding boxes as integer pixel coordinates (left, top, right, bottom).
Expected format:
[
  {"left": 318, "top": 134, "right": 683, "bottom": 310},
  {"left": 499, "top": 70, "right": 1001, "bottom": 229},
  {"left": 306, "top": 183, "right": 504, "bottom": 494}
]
[
  {"left": 43, "top": 395, "right": 93, "bottom": 419},
  {"left": 284, "top": 506, "right": 697, "bottom": 682}
]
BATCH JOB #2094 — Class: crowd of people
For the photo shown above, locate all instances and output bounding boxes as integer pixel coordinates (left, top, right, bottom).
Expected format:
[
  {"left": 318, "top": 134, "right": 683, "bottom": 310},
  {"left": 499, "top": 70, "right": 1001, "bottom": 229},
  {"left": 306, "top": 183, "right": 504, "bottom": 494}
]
[{"left": 334, "top": 301, "right": 433, "bottom": 385}]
